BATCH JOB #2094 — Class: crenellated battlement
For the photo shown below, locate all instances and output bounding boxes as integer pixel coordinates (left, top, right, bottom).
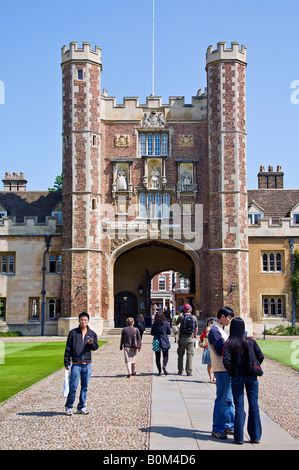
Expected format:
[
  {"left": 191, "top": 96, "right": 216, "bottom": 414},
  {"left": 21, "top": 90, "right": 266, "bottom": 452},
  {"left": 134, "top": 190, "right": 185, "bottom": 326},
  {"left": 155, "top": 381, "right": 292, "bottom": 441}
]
[
  {"left": 61, "top": 42, "right": 102, "bottom": 66},
  {"left": 206, "top": 41, "right": 247, "bottom": 66},
  {"left": 248, "top": 217, "right": 299, "bottom": 237},
  {"left": 0, "top": 216, "right": 61, "bottom": 235},
  {"left": 101, "top": 89, "right": 208, "bottom": 121}
]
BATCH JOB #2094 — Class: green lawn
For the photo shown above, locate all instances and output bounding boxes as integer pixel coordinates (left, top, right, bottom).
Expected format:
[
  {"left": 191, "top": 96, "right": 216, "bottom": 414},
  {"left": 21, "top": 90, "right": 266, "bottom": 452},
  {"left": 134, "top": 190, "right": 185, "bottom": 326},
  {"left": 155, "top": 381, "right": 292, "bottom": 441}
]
[
  {"left": 257, "top": 340, "right": 299, "bottom": 370},
  {"left": 0, "top": 341, "right": 106, "bottom": 403}
]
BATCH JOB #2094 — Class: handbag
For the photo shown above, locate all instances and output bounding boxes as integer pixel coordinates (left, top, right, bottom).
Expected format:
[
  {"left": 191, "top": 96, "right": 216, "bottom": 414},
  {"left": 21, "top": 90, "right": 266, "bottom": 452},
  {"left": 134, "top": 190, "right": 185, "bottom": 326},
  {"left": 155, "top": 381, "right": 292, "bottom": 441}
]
[
  {"left": 248, "top": 341, "right": 263, "bottom": 377},
  {"left": 131, "top": 328, "right": 141, "bottom": 349},
  {"left": 62, "top": 367, "right": 71, "bottom": 397},
  {"left": 199, "top": 337, "right": 208, "bottom": 348}
]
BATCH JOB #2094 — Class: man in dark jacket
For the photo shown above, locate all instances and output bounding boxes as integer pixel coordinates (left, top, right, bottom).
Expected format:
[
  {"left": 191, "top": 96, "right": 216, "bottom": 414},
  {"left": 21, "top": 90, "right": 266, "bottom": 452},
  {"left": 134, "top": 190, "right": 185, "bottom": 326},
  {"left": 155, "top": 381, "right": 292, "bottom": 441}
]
[
  {"left": 176, "top": 304, "right": 198, "bottom": 376},
  {"left": 64, "top": 312, "right": 98, "bottom": 415}
]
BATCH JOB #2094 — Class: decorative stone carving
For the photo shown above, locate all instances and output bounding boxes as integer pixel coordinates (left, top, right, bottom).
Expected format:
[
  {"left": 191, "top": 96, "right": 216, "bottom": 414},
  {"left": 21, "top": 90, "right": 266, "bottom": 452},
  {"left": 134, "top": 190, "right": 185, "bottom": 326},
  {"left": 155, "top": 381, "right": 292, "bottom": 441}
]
[
  {"left": 114, "top": 134, "right": 130, "bottom": 147},
  {"left": 181, "top": 169, "right": 192, "bottom": 190},
  {"left": 177, "top": 162, "right": 197, "bottom": 199},
  {"left": 117, "top": 168, "right": 127, "bottom": 191},
  {"left": 179, "top": 135, "right": 194, "bottom": 147},
  {"left": 149, "top": 165, "right": 160, "bottom": 189},
  {"left": 142, "top": 111, "right": 165, "bottom": 128},
  {"left": 112, "top": 163, "right": 133, "bottom": 199},
  {"left": 145, "top": 158, "right": 164, "bottom": 190}
]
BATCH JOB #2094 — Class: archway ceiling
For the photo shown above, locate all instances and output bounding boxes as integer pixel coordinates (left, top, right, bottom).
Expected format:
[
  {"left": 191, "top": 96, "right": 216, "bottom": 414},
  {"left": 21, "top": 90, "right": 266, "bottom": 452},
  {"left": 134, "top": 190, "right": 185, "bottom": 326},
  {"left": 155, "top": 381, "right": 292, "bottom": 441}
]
[{"left": 115, "top": 241, "right": 194, "bottom": 278}]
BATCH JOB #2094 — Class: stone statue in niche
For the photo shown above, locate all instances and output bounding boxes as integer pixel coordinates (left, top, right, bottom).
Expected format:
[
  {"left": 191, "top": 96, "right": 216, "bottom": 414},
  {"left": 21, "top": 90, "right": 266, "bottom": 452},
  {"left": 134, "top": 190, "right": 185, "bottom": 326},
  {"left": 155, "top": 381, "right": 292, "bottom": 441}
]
[
  {"left": 142, "top": 111, "right": 165, "bottom": 128},
  {"left": 117, "top": 168, "right": 127, "bottom": 191},
  {"left": 149, "top": 165, "right": 160, "bottom": 189},
  {"left": 181, "top": 169, "right": 192, "bottom": 190}
]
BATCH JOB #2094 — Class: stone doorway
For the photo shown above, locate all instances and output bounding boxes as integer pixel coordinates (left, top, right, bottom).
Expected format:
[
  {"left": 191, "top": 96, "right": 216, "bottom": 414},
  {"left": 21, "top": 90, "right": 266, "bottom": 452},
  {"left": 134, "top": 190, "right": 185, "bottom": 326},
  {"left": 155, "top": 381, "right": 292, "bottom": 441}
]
[
  {"left": 114, "top": 291, "right": 138, "bottom": 327},
  {"left": 111, "top": 240, "right": 200, "bottom": 328}
]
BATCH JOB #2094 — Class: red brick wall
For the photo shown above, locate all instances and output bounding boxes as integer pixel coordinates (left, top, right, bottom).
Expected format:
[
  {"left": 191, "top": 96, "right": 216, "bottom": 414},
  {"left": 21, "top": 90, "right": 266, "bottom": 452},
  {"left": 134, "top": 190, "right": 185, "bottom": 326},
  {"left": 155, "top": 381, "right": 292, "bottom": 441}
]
[{"left": 61, "top": 60, "right": 102, "bottom": 318}]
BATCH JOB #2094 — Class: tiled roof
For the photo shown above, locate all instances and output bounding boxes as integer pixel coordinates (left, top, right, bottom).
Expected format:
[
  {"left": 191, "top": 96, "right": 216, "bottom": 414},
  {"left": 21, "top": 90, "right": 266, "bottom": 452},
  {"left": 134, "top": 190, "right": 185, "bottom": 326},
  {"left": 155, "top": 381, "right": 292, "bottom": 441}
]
[
  {"left": 248, "top": 189, "right": 299, "bottom": 223},
  {"left": 0, "top": 191, "right": 62, "bottom": 223}
]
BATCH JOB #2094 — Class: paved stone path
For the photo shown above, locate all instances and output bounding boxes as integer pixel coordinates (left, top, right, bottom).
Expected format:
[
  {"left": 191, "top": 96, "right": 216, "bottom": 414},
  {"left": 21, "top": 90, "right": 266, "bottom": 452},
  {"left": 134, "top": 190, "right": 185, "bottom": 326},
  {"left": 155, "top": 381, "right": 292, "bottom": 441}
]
[{"left": 0, "top": 334, "right": 298, "bottom": 451}]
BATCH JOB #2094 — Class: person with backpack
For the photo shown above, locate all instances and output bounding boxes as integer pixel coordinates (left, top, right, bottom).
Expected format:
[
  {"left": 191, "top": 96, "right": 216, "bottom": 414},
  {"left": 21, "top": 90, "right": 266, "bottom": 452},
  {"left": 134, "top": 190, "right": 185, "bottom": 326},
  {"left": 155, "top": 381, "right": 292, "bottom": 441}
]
[{"left": 176, "top": 304, "right": 198, "bottom": 376}]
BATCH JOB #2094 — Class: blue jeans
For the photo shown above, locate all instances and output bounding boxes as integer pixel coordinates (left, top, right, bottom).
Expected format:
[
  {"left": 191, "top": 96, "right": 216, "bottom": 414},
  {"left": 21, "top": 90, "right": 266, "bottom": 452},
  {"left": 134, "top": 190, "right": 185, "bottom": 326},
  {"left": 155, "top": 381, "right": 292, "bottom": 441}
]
[
  {"left": 213, "top": 371, "right": 235, "bottom": 433},
  {"left": 231, "top": 376, "right": 262, "bottom": 443},
  {"left": 65, "top": 363, "right": 91, "bottom": 410}
]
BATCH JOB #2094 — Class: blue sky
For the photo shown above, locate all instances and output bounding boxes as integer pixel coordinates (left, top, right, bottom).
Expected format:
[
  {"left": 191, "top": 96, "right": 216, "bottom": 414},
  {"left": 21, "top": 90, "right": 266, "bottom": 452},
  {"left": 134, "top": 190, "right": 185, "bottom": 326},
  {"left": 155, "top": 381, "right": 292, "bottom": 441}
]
[{"left": 0, "top": 0, "right": 298, "bottom": 191}]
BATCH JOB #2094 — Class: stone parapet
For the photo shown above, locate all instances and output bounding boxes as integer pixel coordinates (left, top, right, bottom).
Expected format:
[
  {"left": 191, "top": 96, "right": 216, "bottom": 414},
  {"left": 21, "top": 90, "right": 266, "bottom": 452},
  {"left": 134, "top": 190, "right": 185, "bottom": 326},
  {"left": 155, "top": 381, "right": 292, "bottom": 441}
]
[
  {"left": 248, "top": 218, "right": 299, "bottom": 237},
  {"left": 206, "top": 41, "right": 247, "bottom": 66},
  {"left": 101, "top": 92, "right": 207, "bottom": 122},
  {"left": 0, "top": 216, "right": 61, "bottom": 235},
  {"left": 61, "top": 42, "right": 102, "bottom": 67}
]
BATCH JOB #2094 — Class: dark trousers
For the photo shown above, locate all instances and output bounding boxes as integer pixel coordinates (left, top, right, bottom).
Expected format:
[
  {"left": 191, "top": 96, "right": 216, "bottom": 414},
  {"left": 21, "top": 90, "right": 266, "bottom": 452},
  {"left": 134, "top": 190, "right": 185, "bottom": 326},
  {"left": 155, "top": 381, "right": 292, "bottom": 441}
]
[
  {"left": 231, "top": 376, "right": 262, "bottom": 443},
  {"left": 155, "top": 350, "right": 169, "bottom": 373}
]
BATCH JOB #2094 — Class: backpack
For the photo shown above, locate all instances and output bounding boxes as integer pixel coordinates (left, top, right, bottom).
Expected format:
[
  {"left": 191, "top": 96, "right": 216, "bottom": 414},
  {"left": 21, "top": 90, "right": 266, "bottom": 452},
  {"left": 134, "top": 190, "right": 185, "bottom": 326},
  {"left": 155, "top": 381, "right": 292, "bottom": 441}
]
[{"left": 181, "top": 314, "right": 195, "bottom": 334}]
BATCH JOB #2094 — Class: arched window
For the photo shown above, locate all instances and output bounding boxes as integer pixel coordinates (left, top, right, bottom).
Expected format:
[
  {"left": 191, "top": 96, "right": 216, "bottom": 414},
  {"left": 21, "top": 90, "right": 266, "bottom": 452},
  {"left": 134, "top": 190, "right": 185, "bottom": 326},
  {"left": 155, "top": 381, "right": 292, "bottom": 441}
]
[
  {"left": 140, "top": 135, "right": 146, "bottom": 156},
  {"left": 78, "top": 69, "right": 83, "bottom": 80},
  {"left": 163, "top": 193, "right": 170, "bottom": 218},
  {"left": 139, "top": 193, "right": 146, "bottom": 218},
  {"left": 155, "top": 193, "right": 162, "bottom": 218},
  {"left": 277, "top": 298, "right": 283, "bottom": 316},
  {"left": 147, "top": 135, "right": 153, "bottom": 156},
  {"left": 262, "top": 254, "right": 268, "bottom": 272},
  {"left": 154, "top": 134, "right": 160, "bottom": 155},
  {"left": 269, "top": 253, "right": 275, "bottom": 272},
  {"left": 49, "top": 255, "right": 56, "bottom": 273},
  {"left": 56, "top": 255, "right": 62, "bottom": 274},
  {"left": 8, "top": 256, "right": 14, "bottom": 273},
  {"left": 48, "top": 299, "right": 56, "bottom": 320},
  {"left": 276, "top": 253, "right": 282, "bottom": 272},
  {"left": 147, "top": 193, "right": 155, "bottom": 218},
  {"left": 161, "top": 134, "right": 168, "bottom": 156},
  {"left": 1, "top": 255, "right": 7, "bottom": 273},
  {"left": 263, "top": 298, "right": 269, "bottom": 316},
  {"left": 270, "top": 298, "right": 276, "bottom": 316}
]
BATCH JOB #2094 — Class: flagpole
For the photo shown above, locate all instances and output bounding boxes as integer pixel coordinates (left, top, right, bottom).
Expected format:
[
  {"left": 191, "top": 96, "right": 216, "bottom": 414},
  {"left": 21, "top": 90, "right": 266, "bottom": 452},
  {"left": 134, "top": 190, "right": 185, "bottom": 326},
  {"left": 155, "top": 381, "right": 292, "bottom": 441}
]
[{"left": 151, "top": 0, "right": 155, "bottom": 96}]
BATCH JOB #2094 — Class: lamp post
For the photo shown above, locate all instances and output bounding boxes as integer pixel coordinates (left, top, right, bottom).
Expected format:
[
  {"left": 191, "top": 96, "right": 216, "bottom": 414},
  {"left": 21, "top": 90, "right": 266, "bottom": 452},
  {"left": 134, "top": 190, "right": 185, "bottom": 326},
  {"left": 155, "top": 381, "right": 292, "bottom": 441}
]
[
  {"left": 289, "top": 238, "right": 296, "bottom": 327},
  {"left": 41, "top": 235, "right": 51, "bottom": 336}
]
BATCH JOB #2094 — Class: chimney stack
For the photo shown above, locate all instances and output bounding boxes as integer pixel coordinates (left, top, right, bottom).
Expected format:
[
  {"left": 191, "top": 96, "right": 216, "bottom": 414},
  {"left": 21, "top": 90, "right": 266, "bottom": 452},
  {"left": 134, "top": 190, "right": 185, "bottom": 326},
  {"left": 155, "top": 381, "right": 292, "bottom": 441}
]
[{"left": 257, "top": 165, "right": 284, "bottom": 189}]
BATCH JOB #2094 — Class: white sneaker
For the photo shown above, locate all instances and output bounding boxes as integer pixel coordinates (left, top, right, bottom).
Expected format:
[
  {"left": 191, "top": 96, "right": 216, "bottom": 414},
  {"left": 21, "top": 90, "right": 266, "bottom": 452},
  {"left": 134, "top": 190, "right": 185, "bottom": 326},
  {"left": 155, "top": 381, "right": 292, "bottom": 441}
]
[
  {"left": 77, "top": 407, "right": 90, "bottom": 415},
  {"left": 65, "top": 407, "right": 73, "bottom": 416}
]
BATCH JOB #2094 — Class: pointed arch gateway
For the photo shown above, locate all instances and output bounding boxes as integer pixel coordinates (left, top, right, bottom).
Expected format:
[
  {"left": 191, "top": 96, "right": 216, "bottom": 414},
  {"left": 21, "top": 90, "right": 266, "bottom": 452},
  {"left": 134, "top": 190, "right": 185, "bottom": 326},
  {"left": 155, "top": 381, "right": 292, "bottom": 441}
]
[{"left": 106, "top": 238, "right": 200, "bottom": 328}]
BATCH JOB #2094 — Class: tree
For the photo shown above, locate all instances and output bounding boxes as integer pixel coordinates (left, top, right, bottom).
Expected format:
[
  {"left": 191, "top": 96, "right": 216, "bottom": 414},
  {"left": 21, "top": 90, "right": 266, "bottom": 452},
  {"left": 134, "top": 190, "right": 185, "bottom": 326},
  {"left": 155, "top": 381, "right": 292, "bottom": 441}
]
[{"left": 48, "top": 175, "right": 62, "bottom": 192}]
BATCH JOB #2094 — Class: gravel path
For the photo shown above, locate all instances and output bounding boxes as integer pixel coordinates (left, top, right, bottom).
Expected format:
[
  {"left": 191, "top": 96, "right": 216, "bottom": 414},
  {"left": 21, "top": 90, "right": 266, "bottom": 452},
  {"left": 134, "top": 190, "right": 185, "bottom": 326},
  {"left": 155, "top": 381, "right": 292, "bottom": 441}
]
[
  {"left": 258, "top": 357, "right": 299, "bottom": 440},
  {"left": 0, "top": 336, "right": 153, "bottom": 450},
  {"left": 0, "top": 335, "right": 298, "bottom": 449}
]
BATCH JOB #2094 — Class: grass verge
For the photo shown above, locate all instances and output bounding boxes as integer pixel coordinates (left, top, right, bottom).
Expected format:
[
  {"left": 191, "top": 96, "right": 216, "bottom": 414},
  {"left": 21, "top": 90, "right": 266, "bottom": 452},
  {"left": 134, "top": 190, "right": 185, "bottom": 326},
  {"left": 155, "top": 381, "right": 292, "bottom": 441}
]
[
  {"left": 0, "top": 341, "right": 106, "bottom": 403},
  {"left": 257, "top": 340, "right": 299, "bottom": 370}
]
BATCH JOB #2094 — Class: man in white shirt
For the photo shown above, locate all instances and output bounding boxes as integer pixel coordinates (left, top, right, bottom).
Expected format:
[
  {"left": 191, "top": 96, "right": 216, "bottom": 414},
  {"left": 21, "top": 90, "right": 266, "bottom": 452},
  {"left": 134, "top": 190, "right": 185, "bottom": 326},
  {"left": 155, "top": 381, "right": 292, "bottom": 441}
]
[{"left": 208, "top": 306, "right": 235, "bottom": 439}]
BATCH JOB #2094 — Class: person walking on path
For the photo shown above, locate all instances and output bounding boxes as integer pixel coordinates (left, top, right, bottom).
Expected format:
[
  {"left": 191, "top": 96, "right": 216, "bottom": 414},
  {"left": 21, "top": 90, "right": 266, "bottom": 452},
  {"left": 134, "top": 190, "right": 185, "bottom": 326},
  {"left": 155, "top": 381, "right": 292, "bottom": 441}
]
[
  {"left": 120, "top": 317, "right": 142, "bottom": 378},
  {"left": 208, "top": 306, "right": 235, "bottom": 439},
  {"left": 135, "top": 314, "right": 146, "bottom": 339},
  {"left": 64, "top": 312, "right": 99, "bottom": 415},
  {"left": 223, "top": 317, "right": 264, "bottom": 445},
  {"left": 176, "top": 304, "right": 198, "bottom": 376},
  {"left": 200, "top": 317, "right": 215, "bottom": 383},
  {"left": 172, "top": 311, "right": 180, "bottom": 343},
  {"left": 151, "top": 311, "right": 172, "bottom": 375}
]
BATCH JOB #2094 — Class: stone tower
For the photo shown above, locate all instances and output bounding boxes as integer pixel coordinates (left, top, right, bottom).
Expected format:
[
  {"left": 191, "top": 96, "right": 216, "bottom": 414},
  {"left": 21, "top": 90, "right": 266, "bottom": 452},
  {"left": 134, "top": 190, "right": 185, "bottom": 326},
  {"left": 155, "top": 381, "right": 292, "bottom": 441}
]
[
  {"left": 206, "top": 42, "right": 250, "bottom": 321},
  {"left": 59, "top": 42, "right": 103, "bottom": 334}
]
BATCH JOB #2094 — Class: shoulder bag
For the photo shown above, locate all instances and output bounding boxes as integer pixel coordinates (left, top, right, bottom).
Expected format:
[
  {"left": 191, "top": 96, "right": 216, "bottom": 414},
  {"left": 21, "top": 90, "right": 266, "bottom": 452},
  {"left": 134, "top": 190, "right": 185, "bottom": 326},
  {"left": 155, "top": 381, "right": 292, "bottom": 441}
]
[
  {"left": 248, "top": 340, "right": 263, "bottom": 377},
  {"left": 131, "top": 328, "right": 142, "bottom": 350}
]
